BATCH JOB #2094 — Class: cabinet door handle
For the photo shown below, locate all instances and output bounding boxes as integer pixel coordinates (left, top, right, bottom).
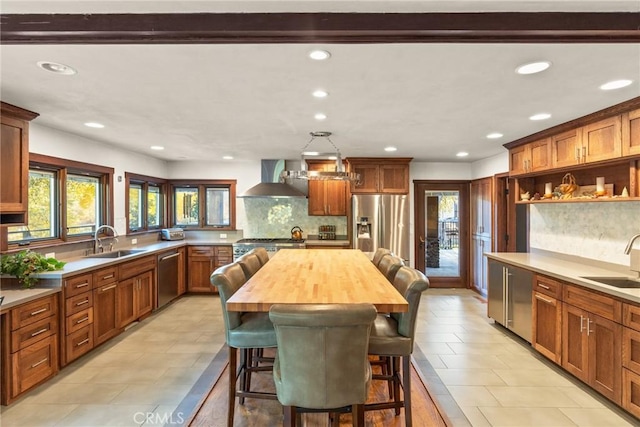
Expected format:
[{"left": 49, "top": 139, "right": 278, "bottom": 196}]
[
  {"left": 102, "top": 274, "right": 114, "bottom": 280},
  {"left": 30, "top": 308, "right": 48, "bottom": 316},
  {"left": 75, "top": 299, "right": 90, "bottom": 307},
  {"left": 587, "top": 318, "right": 594, "bottom": 336},
  {"left": 77, "top": 338, "right": 90, "bottom": 347},
  {"left": 580, "top": 315, "right": 586, "bottom": 333},
  {"left": 75, "top": 282, "right": 90, "bottom": 289},
  {"left": 582, "top": 146, "right": 587, "bottom": 162},
  {"left": 575, "top": 147, "right": 581, "bottom": 162},
  {"left": 31, "top": 358, "right": 48, "bottom": 368},
  {"left": 535, "top": 294, "right": 554, "bottom": 304},
  {"left": 76, "top": 316, "right": 90, "bottom": 324},
  {"left": 30, "top": 327, "right": 49, "bottom": 337},
  {"left": 101, "top": 284, "right": 117, "bottom": 292},
  {"left": 538, "top": 284, "right": 550, "bottom": 290}
]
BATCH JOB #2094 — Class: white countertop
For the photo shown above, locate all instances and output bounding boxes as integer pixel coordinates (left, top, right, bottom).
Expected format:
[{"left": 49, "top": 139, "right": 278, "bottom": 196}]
[{"left": 486, "top": 252, "right": 640, "bottom": 304}]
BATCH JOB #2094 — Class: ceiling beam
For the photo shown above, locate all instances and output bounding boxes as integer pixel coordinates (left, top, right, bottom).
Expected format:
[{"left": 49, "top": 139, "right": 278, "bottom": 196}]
[{"left": 1, "top": 12, "right": 639, "bottom": 44}]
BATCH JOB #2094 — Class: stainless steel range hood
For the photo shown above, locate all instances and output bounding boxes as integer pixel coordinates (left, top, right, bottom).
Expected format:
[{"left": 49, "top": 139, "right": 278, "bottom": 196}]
[{"left": 239, "top": 160, "right": 307, "bottom": 198}]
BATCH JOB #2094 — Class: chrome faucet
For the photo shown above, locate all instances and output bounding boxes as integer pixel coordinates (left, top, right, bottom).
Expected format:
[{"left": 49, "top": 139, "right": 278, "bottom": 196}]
[
  {"left": 624, "top": 234, "right": 640, "bottom": 254},
  {"left": 94, "top": 225, "right": 119, "bottom": 254},
  {"left": 625, "top": 233, "right": 640, "bottom": 278}
]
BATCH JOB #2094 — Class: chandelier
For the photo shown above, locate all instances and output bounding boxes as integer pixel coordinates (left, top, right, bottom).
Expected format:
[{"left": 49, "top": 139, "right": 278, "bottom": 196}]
[{"left": 280, "top": 131, "right": 360, "bottom": 182}]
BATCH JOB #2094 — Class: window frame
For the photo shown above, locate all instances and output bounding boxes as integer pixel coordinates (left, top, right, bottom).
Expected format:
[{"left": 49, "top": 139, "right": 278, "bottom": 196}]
[
  {"left": 169, "top": 180, "right": 236, "bottom": 230},
  {"left": 124, "top": 172, "right": 167, "bottom": 234},
  {"left": 7, "top": 153, "right": 114, "bottom": 249}
]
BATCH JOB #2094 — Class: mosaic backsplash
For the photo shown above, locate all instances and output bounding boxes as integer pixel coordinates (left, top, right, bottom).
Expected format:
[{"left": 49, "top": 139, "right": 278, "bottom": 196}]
[
  {"left": 530, "top": 202, "right": 640, "bottom": 266},
  {"left": 242, "top": 198, "right": 348, "bottom": 238}
]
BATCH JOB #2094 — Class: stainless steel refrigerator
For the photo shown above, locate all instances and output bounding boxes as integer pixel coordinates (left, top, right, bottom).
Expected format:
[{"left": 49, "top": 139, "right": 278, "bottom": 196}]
[{"left": 352, "top": 194, "right": 409, "bottom": 264}]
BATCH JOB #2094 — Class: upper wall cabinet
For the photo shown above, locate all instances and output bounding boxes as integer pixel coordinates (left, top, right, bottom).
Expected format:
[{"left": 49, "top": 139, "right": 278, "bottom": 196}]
[
  {"left": 622, "top": 108, "right": 640, "bottom": 157},
  {"left": 346, "top": 158, "right": 412, "bottom": 194},
  {"left": 509, "top": 138, "right": 551, "bottom": 175},
  {"left": 0, "top": 102, "right": 39, "bottom": 225},
  {"left": 306, "top": 160, "right": 347, "bottom": 216},
  {"left": 551, "top": 117, "right": 622, "bottom": 169}
]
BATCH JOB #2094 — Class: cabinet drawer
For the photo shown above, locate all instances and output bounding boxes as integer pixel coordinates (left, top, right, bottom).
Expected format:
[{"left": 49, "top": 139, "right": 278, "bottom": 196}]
[
  {"left": 189, "top": 246, "right": 214, "bottom": 257},
  {"left": 65, "top": 325, "right": 94, "bottom": 362},
  {"left": 11, "top": 334, "right": 58, "bottom": 397},
  {"left": 624, "top": 303, "right": 640, "bottom": 332},
  {"left": 11, "top": 315, "right": 58, "bottom": 353},
  {"left": 64, "top": 273, "right": 93, "bottom": 297},
  {"left": 119, "top": 255, "right": 156, "bottom": 280},
  {"left": 563, "top": 284, "right": 622, "bottom": 322},
  {"left": 66, "top": 307, "right": 94, "bottom": 335},
  {"left": 65, "top": 292, "right": 93, "bottom": 316},
  {"left": 623, "top": 368, "right": 640, "bottom": 418},
  {"left": 10, "top": 294, "right": 57, "bottom": 331},
  {"left": 215, "top": 246, "right": 232, "bottom": 257},
  {"left": 534, "top": 275, "right": 563, "bottom": 299},
  {"left": 93, "top": 266, "right": 117, "bottom": 288}
]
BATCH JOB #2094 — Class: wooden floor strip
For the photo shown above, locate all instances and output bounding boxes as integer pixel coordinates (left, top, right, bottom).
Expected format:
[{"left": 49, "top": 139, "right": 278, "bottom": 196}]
[{"left": 189, "top": 355, "right": 450, "bottom": 427}]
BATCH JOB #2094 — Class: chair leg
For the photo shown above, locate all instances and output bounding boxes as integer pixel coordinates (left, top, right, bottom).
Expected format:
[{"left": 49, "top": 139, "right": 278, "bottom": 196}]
[
  {"left": 283, "top": 405, "right": 296, "bottom": 427},
  {"left": 392, "top": 356, "right": 402, "bottom": 415},
  {"left": 238, "top": 348, "right": 248, "bottom": 405},
  {"left": 243, "top": 348, "right": 254, "bottom": 403},
  {"left": 352, "top": 404, "right": 365, "bottom": 427},
  {"left": 402, "top": 355, "right": 412, "bottom": 427},
  {"left": 227, "top": 346, "right": 237, "bottom": 427},
  {"left": 385, "top": 356, "right": 394, "bottom": 399}
]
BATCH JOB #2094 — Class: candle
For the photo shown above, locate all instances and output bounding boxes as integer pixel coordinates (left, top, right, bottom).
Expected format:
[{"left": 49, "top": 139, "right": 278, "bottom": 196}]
[
  {"left": 596, "top": 177, "right": 605, "bottom": 194},
  {"left": 545, "top": 182, "right": 552, "bottom": 195}
]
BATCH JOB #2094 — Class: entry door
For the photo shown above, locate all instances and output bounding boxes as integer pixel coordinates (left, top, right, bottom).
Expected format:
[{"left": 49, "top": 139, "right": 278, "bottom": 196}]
[{"left": 414, "top": 181, "right": 469, "bottom": 288}]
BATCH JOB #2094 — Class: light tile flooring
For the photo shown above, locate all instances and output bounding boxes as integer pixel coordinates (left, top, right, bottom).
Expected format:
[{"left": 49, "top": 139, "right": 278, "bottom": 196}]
[{"left": 1, "top": 289, "right": 638, "bottom": 426}]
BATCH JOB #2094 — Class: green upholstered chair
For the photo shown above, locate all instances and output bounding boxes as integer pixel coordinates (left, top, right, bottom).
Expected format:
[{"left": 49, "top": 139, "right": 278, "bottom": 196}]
[
  {"left": 210, "top": 262, "right": 277, "bottom": 427},
  {"left": 237, "top": 252, "right": 262, "bottom": 280},
  {"left": 377, "top": 253, "right": 405, "bottom": 283},
  {"left": 247, "top": 247, "right": 270, "bottom": 266},
  {"left": 269, "top": 303, "right": 377, "bottom": 427},
  {"left": 367, "top": 266, "right": 430, "bottom": 427},
  {"left": 372, "top": 247, "right": 392, "bottom": 267}
]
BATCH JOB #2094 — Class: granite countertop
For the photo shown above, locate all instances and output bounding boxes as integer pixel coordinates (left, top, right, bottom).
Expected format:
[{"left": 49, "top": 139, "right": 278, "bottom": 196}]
[
  {"left": 486, "top": 251, "right": 640, "bottom": 304},
  {"left": 0, "top": 284, "right": 61, "bottom": 312}
]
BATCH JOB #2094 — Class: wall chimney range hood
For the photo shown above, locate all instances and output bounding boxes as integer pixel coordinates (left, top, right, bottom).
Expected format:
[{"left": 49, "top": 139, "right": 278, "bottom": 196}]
[{"left": 239, "top": 160, "right": 307, "bottom": 198}]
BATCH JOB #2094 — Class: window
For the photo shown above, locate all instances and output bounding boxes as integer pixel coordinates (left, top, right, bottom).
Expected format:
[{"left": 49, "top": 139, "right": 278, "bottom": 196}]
[
  {"left": 125, "top": 173, "right": 166, "bottom": 233},
  {"left": 170, "top": 180, "right": 236, "bottom": 230},
  {"left": 7, "top": 154, "right": 113, "bottom": 245}
]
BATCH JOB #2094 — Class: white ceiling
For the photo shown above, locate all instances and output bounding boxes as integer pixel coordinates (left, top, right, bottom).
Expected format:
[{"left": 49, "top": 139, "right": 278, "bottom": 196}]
[{"left": 1, "top": 1, "right": 639, "bottom": 164}]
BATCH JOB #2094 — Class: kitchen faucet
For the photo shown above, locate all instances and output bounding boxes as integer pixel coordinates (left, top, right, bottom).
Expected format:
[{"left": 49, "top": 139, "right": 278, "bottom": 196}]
[
  {"left": 624, "top": 233, "right": 640, "bottom": 278},
  {"left": 94, "top": 225, "right": 119, "bottom": 254}
]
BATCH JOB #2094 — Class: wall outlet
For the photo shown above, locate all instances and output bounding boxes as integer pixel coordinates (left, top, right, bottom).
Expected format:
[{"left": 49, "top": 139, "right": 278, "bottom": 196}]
[
  {"left": 131, "top": 238, "right": 137, "bottom": 245},
  {"left": 45, "top": 252, "right": 55, "bottom": 259},
  {"left": 220, "top": 233, "right": 227, "bottom": 239}
]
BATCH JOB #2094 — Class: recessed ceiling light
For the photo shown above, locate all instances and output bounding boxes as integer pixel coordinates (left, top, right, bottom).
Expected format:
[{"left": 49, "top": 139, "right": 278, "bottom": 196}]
[
  {"left": 309, "top": 50, "right": 331, "bottom": 60},
  {"left": 222, "top": 155, "right": 234, "bottom": 160},
  {"left": 312, "top": 90, "right": 328, "bottom": 98},
  {"left": 328, "top": 155, "right": 338, "bottom": 160},
  {"left": 600, "top": 79, "right": 633, "bottom": 90},
  {"left": 516, "top": 61, "right": 551, "bottom": 75},
  {"left": 303, "top": 151, "right": 320, "bottom": 156},
  {"left": 150, "top": 146, "right": 165, "bottom": 151},
  {"left": 456, "top": 152, "right": 469, "bottom": 157},
  {"left": 84, "top": 122, "right": 104, "bottom": 128},
  {"left": 37, "top": 61, "right": 77, "bottom": 75},
  {"left": 314, "top": 113, "right": 327, "bottom": 121},
  {"left": 384, "top": 146, "right": 398, "bottom": 152},
  {"left": 529, "top": 113, "right": 551, "bottom": 121},
  {"left": 486, "top": 132, "right": 504, "bottom": 139}
]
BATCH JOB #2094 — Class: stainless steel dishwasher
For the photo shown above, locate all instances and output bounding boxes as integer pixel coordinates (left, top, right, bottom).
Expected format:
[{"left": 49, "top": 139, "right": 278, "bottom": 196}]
[{"left": 157, "top": 249, "right": 180, "bottom": 308}]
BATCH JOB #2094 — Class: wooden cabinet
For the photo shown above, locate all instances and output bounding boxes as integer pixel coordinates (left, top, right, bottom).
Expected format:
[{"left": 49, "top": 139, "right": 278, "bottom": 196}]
[
  {"left": 470, "top": 177, "right": 492, "bottom": 294},
  {"left": 177, "top": 247, "right": 186, "bottom": 296},
  {"left": 471, "top": 236, "right": 490, "bottom": 295},
  {"left": 509, "top": 138, "right": 551, "bottom": 176},
  {"left": 346, "top": 158, "right": 412, "bottom": 194},
  {"left": 62, "top": 272, "right": 94, "bottom": 365},
  {"left": 551, "top": 117, "right": 622, "bottom": 168},
  {"left": 0, "top": 102, "right": 39, "bottom": 225},
  {"left": 622, "top": 108, "right": 640, "bottom": 157},
  {"left": 187, "top": 245, "right": 232, "bottom": 293},
  {"left": 562, "top": 284, "right": 622, "bottom": 404},
  {"left": 117, "top": 256, "right": 155, "bottom": 328},
  {"left": 551, "top": 128, "right": 582, "bottom": 169},
  {"left": 532, "top": 275, "right": 563, "bottom": 364},
  {"left": 306, "top": 160, "right": 347, "bottom": 216},
  {"left": 1, "top": 293, "right": 59, "bottom": 405},
  {"left": 622, "top": 303, "right": 640, "bottom": 417},
  {"left": 92, "top": 266, "right": 119, "bottom": 346}
]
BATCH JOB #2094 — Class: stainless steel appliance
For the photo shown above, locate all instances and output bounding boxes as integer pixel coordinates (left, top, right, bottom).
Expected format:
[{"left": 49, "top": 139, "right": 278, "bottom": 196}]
[
  {"left": 161, "top": 228, "right": 185, "bottom": 241},
  {"left": 352, "top": 194, "right": 409, "bottom": 263},
  {"left": 232, "top": 238, "right": 306, "bottom": 261},
  {"left": 487, "top": 259, "right": 533, "bottom": 342},
  {"left": 157, "top": 249, "right": 180, "bottom": 308}
]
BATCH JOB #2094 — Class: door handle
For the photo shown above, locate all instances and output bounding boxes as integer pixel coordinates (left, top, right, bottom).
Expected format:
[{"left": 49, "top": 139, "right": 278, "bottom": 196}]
[
  {"left": 160, "top": 252, "right": 180, "bottom": 261},
  {"left": 418, "top": 236, "right": 425, "bottom": 248}
]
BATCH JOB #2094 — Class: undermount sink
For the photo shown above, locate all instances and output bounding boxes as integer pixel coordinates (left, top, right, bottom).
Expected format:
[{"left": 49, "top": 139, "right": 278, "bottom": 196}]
[
  {"left": 87, "top": 249, "right": 146, "bottom": 259},
  {"left": 580, "top": 276, "right": 640, "bottom": 289}
]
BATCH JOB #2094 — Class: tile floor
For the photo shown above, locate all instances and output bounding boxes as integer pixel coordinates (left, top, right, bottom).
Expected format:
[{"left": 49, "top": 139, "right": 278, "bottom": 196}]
[{"left": 1, "top": 289, "right": 638, "bottom": 426}]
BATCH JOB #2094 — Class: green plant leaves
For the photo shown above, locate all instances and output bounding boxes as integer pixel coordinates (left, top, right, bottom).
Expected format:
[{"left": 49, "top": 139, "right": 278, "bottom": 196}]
[{"left": 0, "top": 250, "right": 66, "bottom": 288}]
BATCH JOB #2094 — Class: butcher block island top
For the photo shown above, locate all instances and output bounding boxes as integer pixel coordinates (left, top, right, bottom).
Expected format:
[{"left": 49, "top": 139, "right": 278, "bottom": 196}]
[{"left": 226, "top": 249, "right": 409, "bottom": 313}]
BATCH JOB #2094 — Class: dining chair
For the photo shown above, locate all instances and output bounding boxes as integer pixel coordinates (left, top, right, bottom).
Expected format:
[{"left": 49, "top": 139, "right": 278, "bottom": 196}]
[
  {"left": 377, "top": 253, "right": 405, "bottom": 283},
  {"left": 210, "top": 262, "right": 278, "bottom": 427},
  {"left": 269, "top": 303, "right": 378, "bottom": 427},
  {"left": 372, "top": 247, "right": 392, "bottom": 267},
  {"left": 366, "top": 266, "right": 430, "bottom": 427},
  {"left": 236, "top": 252, "right": 262, "bottom": 280},
  {"left": 247, "top": 247, "right": 270, "bottom": 266}
]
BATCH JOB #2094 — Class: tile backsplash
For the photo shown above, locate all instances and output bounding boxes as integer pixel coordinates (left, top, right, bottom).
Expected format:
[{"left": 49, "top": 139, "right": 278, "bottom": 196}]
[
  {"left": 530, "top": 202, "right": 640, "bottom": 266},
  {"left": 242, "top": 198, "right": 347, "bottom": 238}
]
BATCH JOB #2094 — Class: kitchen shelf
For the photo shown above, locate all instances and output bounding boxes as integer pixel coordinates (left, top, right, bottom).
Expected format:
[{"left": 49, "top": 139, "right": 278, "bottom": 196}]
[{"left": 516, "top": 197, "right": 640, "bottom": 204}]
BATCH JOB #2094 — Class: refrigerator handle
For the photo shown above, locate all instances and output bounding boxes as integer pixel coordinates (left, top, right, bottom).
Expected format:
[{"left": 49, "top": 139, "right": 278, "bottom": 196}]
[
  {"left": 502, "top": 267, "right": 507, "bottom": 324},
  {"left": 505, "top": 268, "right": 512, "bottom": 326}
]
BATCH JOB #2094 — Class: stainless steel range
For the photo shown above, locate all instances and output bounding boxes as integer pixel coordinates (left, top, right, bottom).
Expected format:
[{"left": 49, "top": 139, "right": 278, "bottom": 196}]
[{"left": 232, "top": 238, "right": 306, "bottom": 261}]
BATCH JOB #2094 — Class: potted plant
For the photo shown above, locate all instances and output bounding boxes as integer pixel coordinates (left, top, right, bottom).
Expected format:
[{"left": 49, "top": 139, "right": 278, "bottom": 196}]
[{"left": 0, "top": 250, "right": 66, "bottom": 288}]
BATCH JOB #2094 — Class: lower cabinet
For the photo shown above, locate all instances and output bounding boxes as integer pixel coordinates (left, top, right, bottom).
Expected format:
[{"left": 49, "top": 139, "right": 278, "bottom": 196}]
[
  {"left": 93, "top": 281, "right": 119, "bottom": 346},
  {"left": 117, "top": 270, "right": 154, "bottom": 328},
  {"left": 623, "top": 303, "right": 640, "bottom": 417},
  {"left": 188, "top": 245, "right": 232, "bottom": 293},
  {"left": 1, "top": 293, "right": 59, "bottom": 405},
  {"left": 62, "top": 272, "right": 95, "bottom": 365},
  {"left": 531, "top": 275, "right": 563, "bottom": 364}
]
